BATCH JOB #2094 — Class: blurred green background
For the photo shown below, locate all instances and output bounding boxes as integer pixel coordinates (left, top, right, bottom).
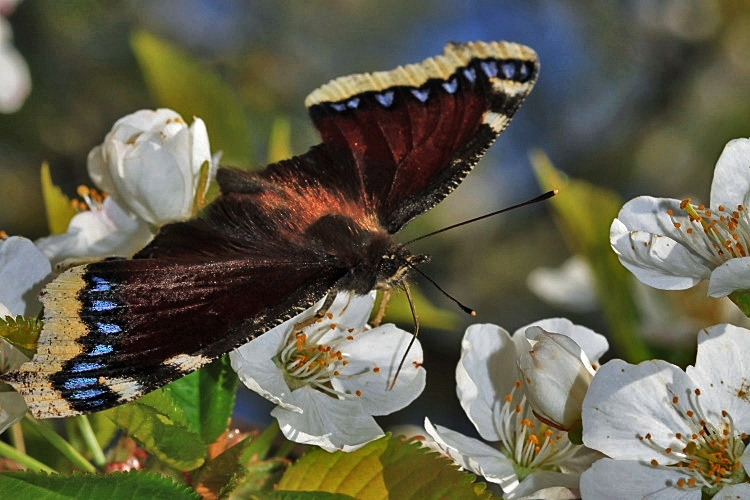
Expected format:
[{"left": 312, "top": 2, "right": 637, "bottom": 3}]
[{"left": 1, "top": 0, "right": 750, "bottom": 435}]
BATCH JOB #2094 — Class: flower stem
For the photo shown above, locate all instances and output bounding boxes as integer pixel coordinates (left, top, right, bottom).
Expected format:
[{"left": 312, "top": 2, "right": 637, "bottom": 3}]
[
  {"left": 76, "top": 416, "right": 106, "bottom": 468},
  {"left": 0, "top": 439, "right": 57, "bottom": 473},
  {"left": 24, "top": 416, "right": 96, "bottom": 473},
  {"left": 9, "top": 421, "right": 25, "bottom": 454}
]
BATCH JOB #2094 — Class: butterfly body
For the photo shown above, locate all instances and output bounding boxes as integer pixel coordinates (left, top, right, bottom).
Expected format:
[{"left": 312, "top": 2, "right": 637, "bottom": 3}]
[{"left": 4, "top": 41, "right": 539, "bottom": 417}]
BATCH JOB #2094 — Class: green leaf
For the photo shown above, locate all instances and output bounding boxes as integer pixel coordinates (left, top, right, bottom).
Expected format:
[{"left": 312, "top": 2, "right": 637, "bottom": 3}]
[
  {"left": 0, "top": 315, "right": 42, "bottom": 357},
  {"left": 240, "top": 491, "right": 354, "bottom": 500},
  {"left": 166, "top": 356, "right": 238, "bottom": 444},
  {"left": 0, "top": 470, "right": 199, "bottom": 500},
  {"left": 40, "top": 163, "right": 77, "bottom": 235},
  {"left": 103, "top": 395, "right": 207, "bottom": 471},
  {"left": 193, "top": 423, "right": 284, "bottom": 498},
  {"left": 267, "top": 116, "right": 293, "bottom": 164},
  {"left": 278, "top": 435, "right": 490, "bottom": 500},
  {"left": 131, "top": 30, "right": 252, "bottom": 167},
  {"left": 729, "top": 289, "right": 750, "bottom": 318},
  {"left": 531, "top": 151, "right": 651, "bottom": 362}
]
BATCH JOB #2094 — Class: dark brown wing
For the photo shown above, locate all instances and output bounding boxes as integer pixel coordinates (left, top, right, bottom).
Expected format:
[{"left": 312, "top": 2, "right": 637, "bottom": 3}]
[
  {"left": 6, "top": 240, "right": 346, "bottom": 417},
  {"left": 5, "top": 41, "right": 538, "bottom": 418},
  {"left": 265, "top": 41, "right": 539, "bottom": 233}
]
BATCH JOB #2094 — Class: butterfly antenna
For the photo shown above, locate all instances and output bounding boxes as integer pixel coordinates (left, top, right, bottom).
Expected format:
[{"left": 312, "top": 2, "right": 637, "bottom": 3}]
[
  {"left": 409, "top": 265, "right": 475, "bottom": 316},
  {"left": 404, "top": 189, "right": 557, "bottom": 244},
  {"left": 389, "top": 280, "right": 419, "bottom": 391}
]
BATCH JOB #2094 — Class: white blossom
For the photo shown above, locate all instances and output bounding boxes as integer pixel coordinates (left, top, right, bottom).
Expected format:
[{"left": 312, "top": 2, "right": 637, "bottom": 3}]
[
  {"left": 231, "top": 291, "right": 425, "bottom": 452},
  {"left": 88, "top": 108, "right": 216, "bottom": 226},
  {"left": 611, "top": 138, "right": 750, "bottom": 297},
  {"left": 582, "top": 323, "right": 750, "bottom": 498}
]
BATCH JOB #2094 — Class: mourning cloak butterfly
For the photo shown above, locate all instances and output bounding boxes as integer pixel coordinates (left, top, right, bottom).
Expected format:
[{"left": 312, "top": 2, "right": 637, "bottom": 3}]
[{"left": 5, "top": 41, "right": 539, "bottom": 418}]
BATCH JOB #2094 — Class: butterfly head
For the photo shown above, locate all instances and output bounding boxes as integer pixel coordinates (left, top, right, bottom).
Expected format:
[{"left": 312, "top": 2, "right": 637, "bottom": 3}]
[{"left": 375, "top": 245, "right": 429, "bottom": 290}]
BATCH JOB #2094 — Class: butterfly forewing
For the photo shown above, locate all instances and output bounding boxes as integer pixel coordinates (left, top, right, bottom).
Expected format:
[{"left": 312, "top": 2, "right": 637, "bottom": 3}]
[
  {"left": 3, "top": 41, "right": 539, "bottom": 418},
  {"left": 305, "top": 41, "right": 539, "bottom": 232}
]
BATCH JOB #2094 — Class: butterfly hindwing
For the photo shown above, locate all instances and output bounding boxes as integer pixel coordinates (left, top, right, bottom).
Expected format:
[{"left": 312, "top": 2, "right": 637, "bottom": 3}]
[{"left": 9, "top": 254, "right": 344, "bottom": 417}]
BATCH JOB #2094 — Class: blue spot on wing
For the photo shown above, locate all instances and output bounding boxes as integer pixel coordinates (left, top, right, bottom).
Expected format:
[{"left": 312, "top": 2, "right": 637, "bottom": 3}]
[
  {"left": 71, "top": 362, "right": 103, "bottom": 373},
  {"left": 89, "top": 276, "right": 112, "bottom": 292},
  {"left": 89, "top": 344, "right": 114, "bottom": 356},
  {"left": 63, "top": 377, "right": 97, "bottom": 390},
  {"left": 96, "top": 323, "right": 121, "bottom": 334},
  {"left": 68, "top": 389, "right": 106, "bottom": 400},
  {"left": 91, "top": 300, "right": 117, "bottom": 311}
]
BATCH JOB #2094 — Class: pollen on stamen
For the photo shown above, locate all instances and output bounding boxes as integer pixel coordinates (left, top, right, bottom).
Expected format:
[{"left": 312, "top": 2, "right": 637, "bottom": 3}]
[
  {"left": 326, "top": 313, "right": 334, "bottom": 320},
  {"left": 687, "top": 228, "right": 693, "bottom": 234},
  {"left": 667, "top": 209, "right": 674, "bottom": 216},
  {"left": 674, "top": 222, "right": 682, "bottom": 229},
  {"left": 355, "top": 390, "right": 362, "bottom": 397},
  {"left": 346, "top": 335, "right": 354, "bottom": 340},
  {"left": 373, "top": 366, "right": 380, "bottom": 373},
  {"left": 650, "top": 459, "right": 659, "bottom": 466},
  {"left": 719, "top": 205, "right": 725, "bottom": 211}
]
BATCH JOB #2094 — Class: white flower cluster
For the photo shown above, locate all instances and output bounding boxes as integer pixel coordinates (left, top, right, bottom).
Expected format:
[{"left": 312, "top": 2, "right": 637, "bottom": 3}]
[{"left": 424, "top": 138, "right": 750, "bottom": 499}]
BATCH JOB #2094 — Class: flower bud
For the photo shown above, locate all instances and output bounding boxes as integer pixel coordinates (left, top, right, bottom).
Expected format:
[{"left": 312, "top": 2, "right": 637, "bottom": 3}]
[
  {"left": 517, "top": 326, "right": 595, "bottom": 432},
  {"left": 87, "top": 108, "right": 214, "bottom": 226}
]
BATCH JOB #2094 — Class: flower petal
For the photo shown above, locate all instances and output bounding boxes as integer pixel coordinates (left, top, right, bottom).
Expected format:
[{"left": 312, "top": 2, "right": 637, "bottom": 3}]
[
  {"left": 709, "top": 138, "right": 750, "bottom": 208},
  {"left": 582, "top": 359, "right": 695, "bottom": 462},
  {"left": 1, "top": 337, "right": 29, "bottom": 373},
  {"left": 0, "top": 391, "right": 27, "bottom": 435},
  {"left": 424, "top": 418, "right": 518, "bottom": 490},
  {"left": 510, "top": 471, "right": 581, "bottom": 500},
  {"left": 35, "top": 197, "right": 152, "bottom": 265},
  {"left": 456, "top": 324, "right": 517, "bottom": 441},
  {"left": 526, "top": 256, "right": 598, "bottom": 313},
  {"left": 515, "top": 318, "right": 609, "bottom": 364},
  {"left": 273, "top": 388, "right": 383, "bottom": 452},
  {"left": 610, "top": 217, "right": 710, "bottom": 289},
  {"left": 230, "top": 296, "right": 328, "bottom": 412},
  {"left": 707, "top": 257, "right": 750, "bottom": 297},
  {"left": 334, "top": 323, "right": 425, "bottom": 415},
  {"left": 685, "top": 324, "right": 750, "bottom": 431},
  {"left": 0, "top": 236, "right": 51, "bottom": 317},
  {"left": 0, "top": 18, "right": 30, "bottom": 114},
  {"left": 580, "top": 458, "right": 701, "bottom": 499}
]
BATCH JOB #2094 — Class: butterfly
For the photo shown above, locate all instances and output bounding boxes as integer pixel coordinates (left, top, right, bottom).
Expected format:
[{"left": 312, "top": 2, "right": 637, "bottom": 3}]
[{"left": 4, "top": 41, "right": 539, "bottom": 418}]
